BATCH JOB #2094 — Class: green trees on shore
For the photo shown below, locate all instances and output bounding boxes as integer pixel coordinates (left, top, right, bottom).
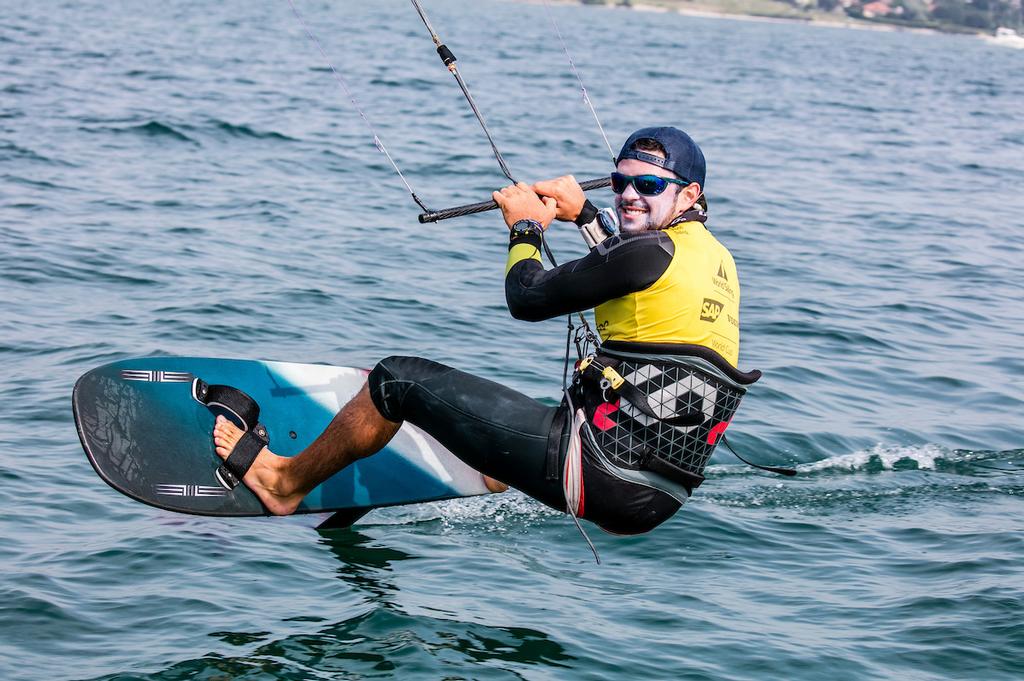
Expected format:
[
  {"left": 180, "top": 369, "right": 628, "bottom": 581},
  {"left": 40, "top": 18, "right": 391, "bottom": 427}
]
[{"left": 843, "top": 0, "right": 1023, "bottom": 31}]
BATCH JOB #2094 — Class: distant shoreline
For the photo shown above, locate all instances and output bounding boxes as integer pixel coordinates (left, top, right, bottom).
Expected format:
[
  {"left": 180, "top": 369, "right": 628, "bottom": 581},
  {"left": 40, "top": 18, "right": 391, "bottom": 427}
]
[
  {"left": 529, "top": 0, "right": 995, "bottom": 39},
  {"left": 638, "top": 2, "right": 939, "bottom": 35}
]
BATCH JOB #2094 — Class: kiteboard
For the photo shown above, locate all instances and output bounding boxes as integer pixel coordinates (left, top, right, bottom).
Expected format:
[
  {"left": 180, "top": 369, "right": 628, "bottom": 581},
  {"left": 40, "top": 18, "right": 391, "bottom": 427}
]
[{"left": 73, "top": 357, "right": 493, "bottom": 528}]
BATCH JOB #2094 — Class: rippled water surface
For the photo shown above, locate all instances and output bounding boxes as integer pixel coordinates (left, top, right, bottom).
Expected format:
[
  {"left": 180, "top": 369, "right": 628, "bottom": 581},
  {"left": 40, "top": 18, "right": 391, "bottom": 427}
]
[{"left": 2, "top": 1, "right": 1023, "bottom": 679}]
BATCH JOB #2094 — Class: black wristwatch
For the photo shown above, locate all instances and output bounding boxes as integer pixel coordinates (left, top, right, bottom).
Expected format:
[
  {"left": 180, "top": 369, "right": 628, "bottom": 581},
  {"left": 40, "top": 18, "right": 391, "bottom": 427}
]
[{"left": 510, "top": 219, "right": 544, "bottom": 241}]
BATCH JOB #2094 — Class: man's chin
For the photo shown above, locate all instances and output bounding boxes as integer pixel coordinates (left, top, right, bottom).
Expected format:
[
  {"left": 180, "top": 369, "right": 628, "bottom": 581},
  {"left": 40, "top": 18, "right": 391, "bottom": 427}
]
[{"left": 620, "top": 220, "right": 649, "bottom": 233}]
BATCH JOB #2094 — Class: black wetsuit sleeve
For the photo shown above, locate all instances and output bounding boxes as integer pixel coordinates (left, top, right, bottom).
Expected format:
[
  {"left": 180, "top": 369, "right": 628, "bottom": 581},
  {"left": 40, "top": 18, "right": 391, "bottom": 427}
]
[{"left": 504, "top": 231, "right": 675, "bottom": 321}]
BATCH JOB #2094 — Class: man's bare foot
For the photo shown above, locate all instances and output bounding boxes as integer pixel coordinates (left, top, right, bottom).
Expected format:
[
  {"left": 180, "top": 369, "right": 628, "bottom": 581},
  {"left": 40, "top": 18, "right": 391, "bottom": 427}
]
[
  {"left": 483, "top": 476, "right": 509, "bottom": 493},
  {"left": 212, "top": 416, "right": 305, "bottom": 515}
]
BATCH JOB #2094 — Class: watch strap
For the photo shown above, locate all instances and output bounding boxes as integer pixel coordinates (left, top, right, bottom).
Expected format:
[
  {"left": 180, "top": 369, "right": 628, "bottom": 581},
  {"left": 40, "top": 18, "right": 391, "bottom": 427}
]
[{"left": 510, "top": 219, "right": 544, "bottom": 241}]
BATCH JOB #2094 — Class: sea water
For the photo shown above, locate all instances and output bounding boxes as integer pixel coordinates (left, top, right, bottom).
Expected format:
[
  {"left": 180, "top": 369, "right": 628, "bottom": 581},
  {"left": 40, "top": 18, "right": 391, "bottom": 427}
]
[{"left": 1, "top": 1, "right": 1022, "bottom": 678}]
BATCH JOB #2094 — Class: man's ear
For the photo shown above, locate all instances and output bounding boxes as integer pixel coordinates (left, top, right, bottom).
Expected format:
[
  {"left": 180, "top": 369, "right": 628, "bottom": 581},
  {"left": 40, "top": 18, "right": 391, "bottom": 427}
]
[{"left": 676, "top": 182, "right": 702, "bottom": 212}]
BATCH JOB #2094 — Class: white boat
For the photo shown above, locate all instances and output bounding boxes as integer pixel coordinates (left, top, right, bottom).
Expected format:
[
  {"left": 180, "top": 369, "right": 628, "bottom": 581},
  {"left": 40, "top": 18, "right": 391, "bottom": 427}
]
[{"left": 985, "top": 27, "right": 1024, "bottom": 49}]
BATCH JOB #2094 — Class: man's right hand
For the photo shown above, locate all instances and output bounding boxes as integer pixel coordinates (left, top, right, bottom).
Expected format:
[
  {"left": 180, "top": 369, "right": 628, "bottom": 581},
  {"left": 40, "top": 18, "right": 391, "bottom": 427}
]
[
  {"left": 533, "top": 175, "right": 586, "bottom": 222},
  {"left": 492, "top": 183, "right": 557, "bottom": 229}
]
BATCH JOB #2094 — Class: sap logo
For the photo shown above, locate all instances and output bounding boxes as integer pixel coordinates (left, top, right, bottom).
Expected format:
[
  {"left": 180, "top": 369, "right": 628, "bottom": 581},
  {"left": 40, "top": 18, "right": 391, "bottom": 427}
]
[{"left": 700, "top": 298, "right": 724, "bottom": 322}]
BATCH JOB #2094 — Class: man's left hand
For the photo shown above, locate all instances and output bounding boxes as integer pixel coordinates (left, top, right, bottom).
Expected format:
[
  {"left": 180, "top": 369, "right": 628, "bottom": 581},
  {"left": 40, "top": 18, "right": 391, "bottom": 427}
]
[
  {"left": 493, "top": 182, "right": 557, "bottom": 230},
  {"left": 533, "top": 175, "right": 585, "bottom": 222}
]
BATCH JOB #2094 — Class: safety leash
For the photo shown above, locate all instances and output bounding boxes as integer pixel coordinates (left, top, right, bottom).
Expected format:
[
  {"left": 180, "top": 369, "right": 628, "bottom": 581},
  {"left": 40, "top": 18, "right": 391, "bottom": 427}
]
[{"left": 720, "top": 435, "right": 797, "bottom": 477}]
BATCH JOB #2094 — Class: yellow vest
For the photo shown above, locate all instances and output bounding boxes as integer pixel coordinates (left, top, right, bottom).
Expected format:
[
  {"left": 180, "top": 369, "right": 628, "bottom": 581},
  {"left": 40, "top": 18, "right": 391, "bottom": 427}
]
[{"left": 594, "top": 221, "right": 740, "bottom": 366}]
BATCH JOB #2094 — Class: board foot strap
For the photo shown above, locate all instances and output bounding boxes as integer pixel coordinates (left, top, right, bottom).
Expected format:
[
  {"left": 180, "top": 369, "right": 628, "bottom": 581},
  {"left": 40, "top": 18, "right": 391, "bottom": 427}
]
[
  {"left": 192, "top": 378, "right": 261, "bottom": 431},
  {"left": 214, "top": 423, "right": 269, "bottom": 491},
  {"left": 191, "top": 377, "right": 270, "bottom": 491}
]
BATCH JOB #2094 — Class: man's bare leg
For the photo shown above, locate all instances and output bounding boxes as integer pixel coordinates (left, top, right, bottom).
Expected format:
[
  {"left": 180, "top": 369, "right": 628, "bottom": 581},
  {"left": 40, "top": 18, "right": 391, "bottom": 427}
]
[
  {"left": 212, "top": 384, "right": 400, "bottom": 515},
  {"left": 212, "top": 383, "right": 508, "bottom": 515}
]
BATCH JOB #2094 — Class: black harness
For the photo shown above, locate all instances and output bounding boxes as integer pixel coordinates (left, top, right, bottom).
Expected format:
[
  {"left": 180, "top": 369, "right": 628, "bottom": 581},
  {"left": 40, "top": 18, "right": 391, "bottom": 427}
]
[{"left": 570, "top": 341, "right": 762, "bottom": 495}]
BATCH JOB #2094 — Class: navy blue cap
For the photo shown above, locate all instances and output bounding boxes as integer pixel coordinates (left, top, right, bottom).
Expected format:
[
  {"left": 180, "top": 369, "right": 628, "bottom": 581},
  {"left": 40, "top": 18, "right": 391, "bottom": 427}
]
[{"left": 616, "top": 126, "right": 706, "bottom": 190}]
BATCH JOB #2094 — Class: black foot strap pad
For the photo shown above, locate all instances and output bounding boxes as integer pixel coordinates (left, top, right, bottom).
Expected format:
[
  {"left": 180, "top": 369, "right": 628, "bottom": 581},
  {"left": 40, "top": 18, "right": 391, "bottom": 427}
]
[
  {"left": 192, "top": 378, "right": 261, "bottom": 431},
  {"left": 215, "top": 424, "right": 269, "bottom": 491}
]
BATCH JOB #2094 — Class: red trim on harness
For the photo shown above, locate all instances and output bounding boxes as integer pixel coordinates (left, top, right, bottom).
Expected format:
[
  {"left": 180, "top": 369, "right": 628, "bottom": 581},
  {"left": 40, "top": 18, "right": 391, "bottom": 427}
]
[
  {"left": 578, "top": 472, "right": 585, "bottom": 516},
  {"left": 593, "top": 399, "right": 620, "bottom": 431},
  {"left": 707, "top": 420, "right": 731, "bottom": 445}
]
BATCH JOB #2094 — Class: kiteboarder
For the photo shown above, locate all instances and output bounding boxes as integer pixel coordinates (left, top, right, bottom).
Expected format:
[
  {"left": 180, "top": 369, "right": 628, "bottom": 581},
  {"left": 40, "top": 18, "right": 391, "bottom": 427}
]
[{"left": 212, "top": 126, "right": 758, "bottom": 535}]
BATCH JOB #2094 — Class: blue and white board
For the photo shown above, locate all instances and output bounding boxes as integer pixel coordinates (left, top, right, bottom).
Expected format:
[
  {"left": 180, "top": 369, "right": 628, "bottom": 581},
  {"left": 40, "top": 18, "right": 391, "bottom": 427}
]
[{"left": 73, "top": 357, "right": 492, "bottom": 526}]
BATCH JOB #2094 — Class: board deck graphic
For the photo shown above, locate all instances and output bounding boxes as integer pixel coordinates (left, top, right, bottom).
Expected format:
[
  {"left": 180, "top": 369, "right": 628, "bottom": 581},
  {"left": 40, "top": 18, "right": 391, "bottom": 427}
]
[{"left": 73, "top": 357, "right": 492, "bottom": 523}]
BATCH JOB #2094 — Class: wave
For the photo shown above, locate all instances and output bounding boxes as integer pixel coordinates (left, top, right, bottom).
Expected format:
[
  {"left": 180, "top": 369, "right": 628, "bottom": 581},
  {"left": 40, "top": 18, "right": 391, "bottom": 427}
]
[
  {"left": 2, "top": 176, "right": 76, "bottom": 192},
  {"left": 0, "top": 141, "right": 73, "bottom": 166},
  {"left": 208, "top": 119, "right": 295, "bottom": 142},
  {"left": 345, "top": 491, "right": 560, "bottom": 531},
  {"left": 300, "top": 444, "right": 1024, "bottom": 530},
  {"left": 83, "top": 120, "right": 197, "bottom": 144},
  {"left": 1, "top": 253, "right": 164, "bottom": 287},
  {"left": 699, "top": 444, "right": 1024, "bottom": 514},
  {"left": 707, "top": 444, "right": 1023, "bottom": 478},
  {"left": 123, "top": 69, "right": 184, "bottom": 82},
  {"left": 368, "top": 77, "right": 435, "bottom": 90}
]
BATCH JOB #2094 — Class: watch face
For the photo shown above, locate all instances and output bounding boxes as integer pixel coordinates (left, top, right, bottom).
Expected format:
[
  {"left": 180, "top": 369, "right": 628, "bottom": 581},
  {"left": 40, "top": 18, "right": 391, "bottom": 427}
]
[{"left": 513, "top": 220, "right": 539, "bottom": 234}]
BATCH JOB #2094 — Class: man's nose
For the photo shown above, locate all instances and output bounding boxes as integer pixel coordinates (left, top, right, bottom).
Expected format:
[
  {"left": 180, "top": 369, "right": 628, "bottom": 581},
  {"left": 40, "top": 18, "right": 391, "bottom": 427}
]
[{"left": 619, "top": 182, "right": 640, "bottom": 200}]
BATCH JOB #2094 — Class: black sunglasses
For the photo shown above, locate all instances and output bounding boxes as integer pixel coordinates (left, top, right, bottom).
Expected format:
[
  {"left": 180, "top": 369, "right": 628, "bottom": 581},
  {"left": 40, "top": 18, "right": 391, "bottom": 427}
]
[{"left": 610, "top": 172, "right": 689, "bottom": 196}]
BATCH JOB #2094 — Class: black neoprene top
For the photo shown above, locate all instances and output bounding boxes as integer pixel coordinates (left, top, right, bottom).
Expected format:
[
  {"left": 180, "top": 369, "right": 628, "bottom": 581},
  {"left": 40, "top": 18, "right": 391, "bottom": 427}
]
[{"left": 504, "top": 229, "right": 675, "bottom": 322}]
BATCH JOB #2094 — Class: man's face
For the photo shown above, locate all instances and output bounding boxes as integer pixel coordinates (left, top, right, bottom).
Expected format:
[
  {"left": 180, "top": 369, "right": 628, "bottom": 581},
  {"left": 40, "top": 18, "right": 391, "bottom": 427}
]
[{"left": 614, "top": 157, "right": 695, "bottom": 233}]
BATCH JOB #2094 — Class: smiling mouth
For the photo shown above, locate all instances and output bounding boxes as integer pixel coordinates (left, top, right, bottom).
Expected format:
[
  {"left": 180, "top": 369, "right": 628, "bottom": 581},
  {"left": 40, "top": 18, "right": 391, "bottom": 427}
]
[{"left": 621, "top": 204, "right": 648, "bottom": 218}]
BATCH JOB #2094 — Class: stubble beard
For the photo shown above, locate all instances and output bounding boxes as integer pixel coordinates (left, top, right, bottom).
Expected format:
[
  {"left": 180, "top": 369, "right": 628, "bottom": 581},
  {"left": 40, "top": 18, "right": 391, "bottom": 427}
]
[{"left": 617, "top": 198, "right": 666, "bottom": 233}]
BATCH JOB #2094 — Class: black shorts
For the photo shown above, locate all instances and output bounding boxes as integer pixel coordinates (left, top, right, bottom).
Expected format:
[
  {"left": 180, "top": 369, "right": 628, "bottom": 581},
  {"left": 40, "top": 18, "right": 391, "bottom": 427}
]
[{"left": 367, "top": 356, "right": 680, "bottom": 535}]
